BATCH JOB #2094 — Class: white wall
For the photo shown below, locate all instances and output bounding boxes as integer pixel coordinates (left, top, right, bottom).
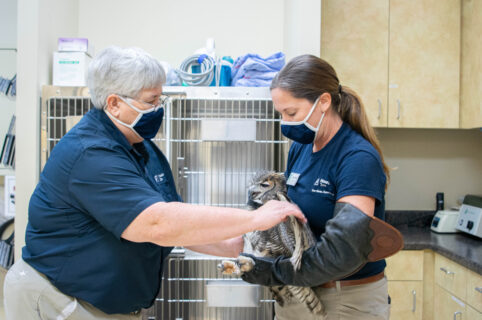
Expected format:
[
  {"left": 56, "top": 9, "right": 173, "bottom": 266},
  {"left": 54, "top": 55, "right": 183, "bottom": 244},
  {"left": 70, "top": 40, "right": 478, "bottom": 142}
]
[
  {"left": 380, "top": 128, "right": 482, "bottom": 210},
  {"left": 15, "top": 0, "right": 79, "bottom": 259},
  {"left": 78, "top": 0, "right": 321, "bottom": 67},
  {"left": 283, "top": 0, "right": 321, "bottom": 61},
  {"left": 0, "top": 0, "right": 17, "bottom": 48},
  {"left": 0, "top": 0, "right": 17, "bottom": 177},
  {"left": 78, "top": 0, "right": 284, "bottom": 67}
]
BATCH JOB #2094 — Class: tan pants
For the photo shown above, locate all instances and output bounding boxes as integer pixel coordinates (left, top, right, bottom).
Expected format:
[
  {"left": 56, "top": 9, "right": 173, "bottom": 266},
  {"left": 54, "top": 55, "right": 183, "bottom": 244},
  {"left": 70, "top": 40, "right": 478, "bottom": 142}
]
[
  {"left": 3, "top": 259, "right": 142, "bottom": 320},
  {"left": 275, "top": 277, "right": 390, "bottom": 320}
]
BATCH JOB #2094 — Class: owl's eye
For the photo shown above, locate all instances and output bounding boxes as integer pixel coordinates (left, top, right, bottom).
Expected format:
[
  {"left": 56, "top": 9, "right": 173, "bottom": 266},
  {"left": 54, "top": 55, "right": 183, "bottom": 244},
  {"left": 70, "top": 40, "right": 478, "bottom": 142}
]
[{"left": 260, "top": 182, "right": 270, "bottom": 187}]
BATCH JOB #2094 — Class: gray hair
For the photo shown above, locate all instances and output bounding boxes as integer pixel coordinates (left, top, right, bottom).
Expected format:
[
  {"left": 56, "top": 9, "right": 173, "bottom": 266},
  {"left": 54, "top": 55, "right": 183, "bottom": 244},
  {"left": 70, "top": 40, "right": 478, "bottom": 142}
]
[{"left": 87, "top": 46, "right": 166, "bottom": 109}]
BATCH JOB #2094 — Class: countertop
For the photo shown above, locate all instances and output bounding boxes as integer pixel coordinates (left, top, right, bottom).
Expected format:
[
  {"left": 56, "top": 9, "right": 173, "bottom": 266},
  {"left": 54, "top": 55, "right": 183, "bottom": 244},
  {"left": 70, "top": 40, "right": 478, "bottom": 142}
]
[{"left": 398, "top": 226, "right": 482, "bottom": 275}]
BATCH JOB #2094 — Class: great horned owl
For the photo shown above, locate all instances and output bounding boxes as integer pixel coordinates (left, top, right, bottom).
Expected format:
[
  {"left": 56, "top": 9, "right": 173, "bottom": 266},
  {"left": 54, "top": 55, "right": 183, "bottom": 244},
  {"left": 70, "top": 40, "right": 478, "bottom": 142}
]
[{"left": 219, "top": 171, "right": 324, "bottom": 314}]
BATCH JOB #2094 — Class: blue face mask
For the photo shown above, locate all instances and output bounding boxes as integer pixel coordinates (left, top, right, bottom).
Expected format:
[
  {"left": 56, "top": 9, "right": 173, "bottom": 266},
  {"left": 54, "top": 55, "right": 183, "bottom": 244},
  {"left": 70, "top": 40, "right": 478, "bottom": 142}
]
[
  {"left": 280, "top": 97, "right": 325, "bottom": 144},
  {"left": 105, "top": 96, "right": 165, "bottom": 140}
]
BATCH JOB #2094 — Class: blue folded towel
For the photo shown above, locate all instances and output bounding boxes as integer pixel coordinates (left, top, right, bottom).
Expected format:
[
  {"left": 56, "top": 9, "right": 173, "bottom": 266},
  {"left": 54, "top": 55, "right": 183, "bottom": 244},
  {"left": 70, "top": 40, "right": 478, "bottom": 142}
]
[{"left": 231, "top": 52, "right": 285, "bottom": 87}]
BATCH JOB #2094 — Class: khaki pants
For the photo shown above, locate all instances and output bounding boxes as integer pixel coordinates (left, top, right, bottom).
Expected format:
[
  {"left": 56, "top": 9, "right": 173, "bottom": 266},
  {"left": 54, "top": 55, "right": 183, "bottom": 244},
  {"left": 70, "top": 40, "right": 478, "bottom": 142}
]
[
  {"left": 275, "top": 277, "right": 390, "bottom": 320},
  {"left": 3, "top": 259, "right": 142, "bottom": 320}
]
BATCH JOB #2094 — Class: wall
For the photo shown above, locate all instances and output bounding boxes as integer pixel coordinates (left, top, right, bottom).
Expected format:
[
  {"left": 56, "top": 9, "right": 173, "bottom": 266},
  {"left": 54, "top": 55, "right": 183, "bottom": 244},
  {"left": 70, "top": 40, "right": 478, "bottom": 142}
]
[
  {"left": 15, "top": 0, "right": 79, "bottom": 259},
  {"left": 379, "top": 128, "right": 482, "bottom": 210},
  {"left": 77, "top": 0, "right": 321, "bottom": 67},
  {"left": 0, "top": 0, "right": 16, "bottom": 48},
  {"left": 0, "top": 0, "right": 17, "bottom": 178},
  {"left": 283, "top": 0, "right": 321, "bottom": 60}
]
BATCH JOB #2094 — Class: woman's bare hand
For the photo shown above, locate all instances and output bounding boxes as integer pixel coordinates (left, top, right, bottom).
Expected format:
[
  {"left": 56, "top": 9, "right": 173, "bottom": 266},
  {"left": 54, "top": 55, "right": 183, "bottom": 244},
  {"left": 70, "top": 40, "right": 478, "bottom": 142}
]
[{"left": 252, "top": 200, "right": 306, "bottom": 231}]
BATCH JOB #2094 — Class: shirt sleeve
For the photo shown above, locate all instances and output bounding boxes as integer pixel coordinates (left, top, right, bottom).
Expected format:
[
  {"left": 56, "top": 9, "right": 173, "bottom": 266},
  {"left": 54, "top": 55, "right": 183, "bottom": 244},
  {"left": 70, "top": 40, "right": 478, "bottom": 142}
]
[
  {"left": 68, "top": 146, "right": 165, "bottom": 239},
  {"left": 335, "top": 150, "right": 386, "bottom": 203}
]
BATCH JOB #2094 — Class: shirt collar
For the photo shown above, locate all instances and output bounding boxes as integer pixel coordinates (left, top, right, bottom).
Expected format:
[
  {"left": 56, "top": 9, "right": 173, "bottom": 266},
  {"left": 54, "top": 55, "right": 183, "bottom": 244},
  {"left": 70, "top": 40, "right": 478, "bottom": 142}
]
[{"left": 87, "top": 108, "right": 134, "bottom": 152}]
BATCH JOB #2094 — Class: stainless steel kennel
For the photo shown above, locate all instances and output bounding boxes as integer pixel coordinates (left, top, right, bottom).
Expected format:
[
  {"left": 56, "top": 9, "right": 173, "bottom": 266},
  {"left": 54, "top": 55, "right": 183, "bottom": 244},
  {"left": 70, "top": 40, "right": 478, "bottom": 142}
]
[{"left": 40, "top": 86, "right": 290, "bottom": 320}]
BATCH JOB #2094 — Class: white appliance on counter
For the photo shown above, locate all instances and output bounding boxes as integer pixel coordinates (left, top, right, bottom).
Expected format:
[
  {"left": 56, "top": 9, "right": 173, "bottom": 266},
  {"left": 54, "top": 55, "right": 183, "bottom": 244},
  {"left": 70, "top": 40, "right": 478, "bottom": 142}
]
[
  {"left": 431, "top": 210, "right": 460, "bottom": 233},
  {"left": 456, "top": 195, "right": 482, "bottom": 239}
]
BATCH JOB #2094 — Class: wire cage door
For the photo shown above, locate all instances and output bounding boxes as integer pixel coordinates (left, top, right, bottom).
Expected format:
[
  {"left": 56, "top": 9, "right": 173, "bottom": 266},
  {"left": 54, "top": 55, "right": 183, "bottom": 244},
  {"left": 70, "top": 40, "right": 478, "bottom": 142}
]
[
  {"left": 40, "top": 86, "right": 289, "bottom": 320},
  {"left": 145, "top": 88, "right": 289, "bottom": 320},
  {"left": 167, "top": 88, "right": 288, "bottom": 207}
]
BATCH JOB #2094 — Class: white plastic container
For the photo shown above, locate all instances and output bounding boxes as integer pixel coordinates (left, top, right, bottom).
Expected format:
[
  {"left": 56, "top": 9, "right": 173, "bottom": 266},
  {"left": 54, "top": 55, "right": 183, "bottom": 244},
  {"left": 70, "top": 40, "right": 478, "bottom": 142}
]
[{"left": 206, "top": 280, "right": 260, "bottom": 307}]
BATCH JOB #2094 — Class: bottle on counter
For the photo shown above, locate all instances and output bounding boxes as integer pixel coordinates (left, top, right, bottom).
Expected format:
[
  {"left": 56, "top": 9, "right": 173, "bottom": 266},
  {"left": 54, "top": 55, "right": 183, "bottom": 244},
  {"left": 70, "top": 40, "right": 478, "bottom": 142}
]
[{"left": 436, "top": 192, "right": 444, "bottom": 211}]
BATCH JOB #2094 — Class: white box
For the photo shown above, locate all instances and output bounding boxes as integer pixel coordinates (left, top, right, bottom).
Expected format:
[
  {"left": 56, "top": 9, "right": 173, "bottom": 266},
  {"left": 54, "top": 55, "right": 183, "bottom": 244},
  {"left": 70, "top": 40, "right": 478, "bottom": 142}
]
[
  {"left": 53, "top": 51, "right": 91, "bottom": 87},
  {"left": 4, "top": 175, "right": 15, "bottom": 218}
]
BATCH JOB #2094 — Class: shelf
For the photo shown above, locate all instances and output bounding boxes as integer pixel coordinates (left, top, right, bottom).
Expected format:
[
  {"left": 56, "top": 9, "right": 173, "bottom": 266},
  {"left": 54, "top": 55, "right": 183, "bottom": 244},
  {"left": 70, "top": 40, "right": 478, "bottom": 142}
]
[{"left": 0, "top": 167, "right": 14, "bottom": 176}]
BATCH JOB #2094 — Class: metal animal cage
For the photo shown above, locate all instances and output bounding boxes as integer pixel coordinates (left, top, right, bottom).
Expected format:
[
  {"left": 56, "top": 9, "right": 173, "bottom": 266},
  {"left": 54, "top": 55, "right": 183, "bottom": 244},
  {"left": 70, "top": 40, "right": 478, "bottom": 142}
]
[{"left": 40, "top": 86, "right": 290, "bottom": 320}]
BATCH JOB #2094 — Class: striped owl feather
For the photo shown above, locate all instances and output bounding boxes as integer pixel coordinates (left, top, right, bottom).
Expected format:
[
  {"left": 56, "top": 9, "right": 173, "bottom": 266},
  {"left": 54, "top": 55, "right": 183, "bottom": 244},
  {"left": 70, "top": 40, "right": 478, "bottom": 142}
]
[{"left": 220, "top": 171, "right": 324, "bottom": 315}]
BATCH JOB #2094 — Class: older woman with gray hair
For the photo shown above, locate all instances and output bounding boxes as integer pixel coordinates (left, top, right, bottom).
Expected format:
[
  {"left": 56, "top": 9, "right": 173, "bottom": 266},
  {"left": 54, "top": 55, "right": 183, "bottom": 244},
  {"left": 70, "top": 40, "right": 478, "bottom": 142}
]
[{"left": 3, "top": 46, "right": 304, "bottom": 320}]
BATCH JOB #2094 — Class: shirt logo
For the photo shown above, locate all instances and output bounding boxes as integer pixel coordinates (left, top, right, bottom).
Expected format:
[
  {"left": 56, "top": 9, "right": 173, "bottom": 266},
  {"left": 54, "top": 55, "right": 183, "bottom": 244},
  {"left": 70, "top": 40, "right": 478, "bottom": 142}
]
[
  {"left": 312, "top": 177, "right": 334, "bottom": 196},
  {"left": 154, "top": 173, "right": 165, "bottom": 183}
]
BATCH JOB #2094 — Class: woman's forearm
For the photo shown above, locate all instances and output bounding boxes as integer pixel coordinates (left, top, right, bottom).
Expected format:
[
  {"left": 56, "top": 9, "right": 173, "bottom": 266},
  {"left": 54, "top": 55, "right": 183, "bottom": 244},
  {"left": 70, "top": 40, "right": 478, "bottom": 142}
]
[
  {"left": 186, "top": 236, "right": 244, "bottom": 258},
  {"left": 122, "top": 200, "right": 304, "bottom": 247},
  {"left": 152, "top": 202, "right": 255, "bottom": 246}
]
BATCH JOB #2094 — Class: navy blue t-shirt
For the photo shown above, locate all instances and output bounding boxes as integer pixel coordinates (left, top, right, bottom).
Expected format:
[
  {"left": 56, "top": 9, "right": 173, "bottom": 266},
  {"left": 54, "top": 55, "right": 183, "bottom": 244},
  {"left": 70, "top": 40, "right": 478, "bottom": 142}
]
[
  {"left": 23, "top": 108, "right": 180, "bottom": 314},
  {"left": 285, "top": 122, "right": 387, "bottom": 280}
]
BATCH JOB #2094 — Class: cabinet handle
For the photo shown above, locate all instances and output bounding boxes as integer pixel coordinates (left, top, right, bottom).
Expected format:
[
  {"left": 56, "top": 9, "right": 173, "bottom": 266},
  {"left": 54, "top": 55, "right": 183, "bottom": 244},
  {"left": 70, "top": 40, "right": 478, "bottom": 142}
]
[
  {"left": 377, "top": 99, "right": 382, "bottom": 119},
  {"left": 453, "top": 311, "right": 462, "bottom": 320},
  {"left": 440, "top": 267, "right": 455, "bottom": 275},
  {"left": 396, "top": 99, "right": 401, "bottom": 120},
  {"left": 476, "top": 287, "right": 482, "bottom": 293},
  {"left": 411, "top": 290, "right": 416, "bottom": 313}
]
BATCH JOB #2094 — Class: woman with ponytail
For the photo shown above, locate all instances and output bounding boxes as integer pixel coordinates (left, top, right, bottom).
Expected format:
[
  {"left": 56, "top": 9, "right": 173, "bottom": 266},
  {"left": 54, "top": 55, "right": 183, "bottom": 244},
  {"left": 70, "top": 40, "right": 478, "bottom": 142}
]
[{"left": 240, "top": 55, "right": 402, "bottom": 320}]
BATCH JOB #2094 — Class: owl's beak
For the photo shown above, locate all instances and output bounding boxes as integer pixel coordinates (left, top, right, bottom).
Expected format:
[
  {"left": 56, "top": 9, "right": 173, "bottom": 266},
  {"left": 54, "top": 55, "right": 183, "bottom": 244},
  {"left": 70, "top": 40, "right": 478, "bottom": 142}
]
[
  {"left": 248, "top": 186, "right": 263, "bottom": 204},
  {"left": 252, "top": 198, "right": 263, "bottom": 205}
]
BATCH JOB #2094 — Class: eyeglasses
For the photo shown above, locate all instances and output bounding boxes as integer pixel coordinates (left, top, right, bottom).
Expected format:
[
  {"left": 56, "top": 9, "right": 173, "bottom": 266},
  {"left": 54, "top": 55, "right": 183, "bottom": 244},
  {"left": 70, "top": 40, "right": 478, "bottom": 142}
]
[{"left": 120, "top": 94, "right": 169, "bottom": 111}]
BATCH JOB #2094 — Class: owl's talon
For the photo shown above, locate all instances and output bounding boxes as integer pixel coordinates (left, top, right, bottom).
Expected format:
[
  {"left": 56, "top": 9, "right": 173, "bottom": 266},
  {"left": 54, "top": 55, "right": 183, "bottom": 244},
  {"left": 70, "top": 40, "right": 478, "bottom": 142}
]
[
  {"left": 219, "top": 260, "right": 238, "bottom": 275},
  {"left": 237, "top": 255, "right": 255, "bottom": 272}
]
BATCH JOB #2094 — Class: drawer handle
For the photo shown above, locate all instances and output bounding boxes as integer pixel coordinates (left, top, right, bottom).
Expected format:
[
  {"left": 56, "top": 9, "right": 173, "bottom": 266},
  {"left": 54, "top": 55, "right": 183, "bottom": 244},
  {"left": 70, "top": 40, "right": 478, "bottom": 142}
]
[
  {"left": 440, "top": 267, "right": 455, "bottom": 275},
  {"left": 377, "top": 99, "right": 382, "bottom": 119},
  {"left": 476, "top": 287, "right": 482, "bottom": 294},
  {"left": 411, "top": 290, "right": 416, "bottom": 313},
  {"left": 453, "top": 311, "right": 462, "bottom": 320}
]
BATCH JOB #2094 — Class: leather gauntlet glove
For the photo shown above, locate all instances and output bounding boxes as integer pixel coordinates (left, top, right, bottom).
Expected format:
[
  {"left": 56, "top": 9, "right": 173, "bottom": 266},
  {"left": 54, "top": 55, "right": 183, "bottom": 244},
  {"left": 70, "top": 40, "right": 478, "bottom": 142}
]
[{"left": 241, "top": 202, "right": 403, "bottom": 287}]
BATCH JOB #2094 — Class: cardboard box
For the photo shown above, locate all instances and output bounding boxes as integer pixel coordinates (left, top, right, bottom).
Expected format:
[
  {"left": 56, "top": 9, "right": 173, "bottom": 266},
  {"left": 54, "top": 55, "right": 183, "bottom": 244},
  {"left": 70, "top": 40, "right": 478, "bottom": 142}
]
[{"left": 53, "top": 51, "right": 91, "bottom": 87}]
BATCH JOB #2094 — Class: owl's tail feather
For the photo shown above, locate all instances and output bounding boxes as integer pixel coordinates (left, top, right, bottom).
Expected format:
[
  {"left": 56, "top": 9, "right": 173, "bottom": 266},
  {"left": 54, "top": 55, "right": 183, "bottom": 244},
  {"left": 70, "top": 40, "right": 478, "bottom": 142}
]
[
  {"left": 289, "top": 216, "right": 304, "bottom": 270},
  {"left": 288, "top": 285, "right": 324, "bottom": 315}
]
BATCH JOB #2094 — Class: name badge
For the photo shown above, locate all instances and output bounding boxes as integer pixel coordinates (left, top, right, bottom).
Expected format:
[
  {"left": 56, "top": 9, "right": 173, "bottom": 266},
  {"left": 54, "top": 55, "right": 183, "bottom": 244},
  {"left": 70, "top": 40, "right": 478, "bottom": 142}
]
[{"left": 286, "top": 173, "right": 300, "bottom": 186}]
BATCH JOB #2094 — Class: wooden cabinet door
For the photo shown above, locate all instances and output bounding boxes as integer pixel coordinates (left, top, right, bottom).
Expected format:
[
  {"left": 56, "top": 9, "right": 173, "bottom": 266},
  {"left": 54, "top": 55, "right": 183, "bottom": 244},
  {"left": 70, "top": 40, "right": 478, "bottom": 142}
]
[
  {"left": 321, "top": 0, "right": 389, "bottom": 127},
  {"left": 388, "top": 281, "right": 423, "bottom": 320},
  {"left": 466, "top": 269, "right": 482, "bottom": 313},
  {"left": 434, "top": 285, "right": 467, "bottom": 320},
  {"left": 386, "top": 250, "right": 424, "bottom": 281},
  {"left": 466, "top": 305, "right": 482, "bottom": 320},
  {"left": 388, "top": 0, "right": 460, "bottom": 128},
  {"left": 460, "top": 0, "right": 482, "bottom": 128}
]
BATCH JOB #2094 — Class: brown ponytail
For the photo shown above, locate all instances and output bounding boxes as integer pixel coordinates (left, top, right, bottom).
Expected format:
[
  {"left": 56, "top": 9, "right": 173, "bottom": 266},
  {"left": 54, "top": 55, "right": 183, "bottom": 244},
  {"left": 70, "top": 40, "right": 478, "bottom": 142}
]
[{"left": 271, "top": 55, "right": 390, "bottom": 188}]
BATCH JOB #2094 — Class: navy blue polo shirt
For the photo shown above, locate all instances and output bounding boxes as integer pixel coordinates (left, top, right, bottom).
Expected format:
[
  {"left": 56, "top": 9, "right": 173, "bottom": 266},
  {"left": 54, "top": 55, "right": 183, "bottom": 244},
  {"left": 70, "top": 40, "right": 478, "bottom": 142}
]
[
  {"left": 23, "top": 108, "right": 180, "bottom": 314},
  {"left": 285, "top": 122, "right": 387, "bottom": 280}
]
